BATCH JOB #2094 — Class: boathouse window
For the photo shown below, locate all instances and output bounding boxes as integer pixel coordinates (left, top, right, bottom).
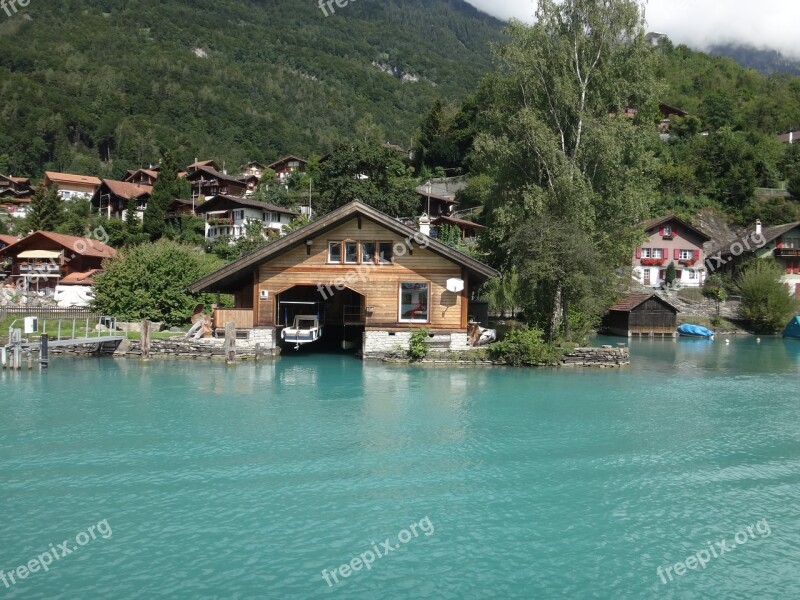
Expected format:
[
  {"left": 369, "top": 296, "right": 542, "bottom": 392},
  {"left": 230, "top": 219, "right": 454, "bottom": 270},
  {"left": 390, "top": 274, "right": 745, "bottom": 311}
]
[
  {"left": 345, "top": 241, "right": 359, "bottom": 264},
  {"left": 362, "top": 242, "right": 375, "bottom": 263},
  {"left": 399, "top": 282, "right": 429, "bottom": 323},
  {"left": 328, "top": 242, "right": 342, "bottom": 263},
  {"left": 378, "top": 242, "right": 393, "bottom": 264}
]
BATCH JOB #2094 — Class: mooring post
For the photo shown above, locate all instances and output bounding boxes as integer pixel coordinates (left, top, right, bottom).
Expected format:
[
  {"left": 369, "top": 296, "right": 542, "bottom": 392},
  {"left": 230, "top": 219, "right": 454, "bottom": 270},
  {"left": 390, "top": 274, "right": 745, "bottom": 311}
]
[
  {"left": 224, "top": 322, "right": 236, "bottom": 365},
  {"left": 255, "top": 342, "right": 261, "bottom": 362},
  {"left": 141, "top": 320, "right": 151, "bottom": 362},
  {"left": 1, "top": 346, "right": 6, "bottom": 369},
  {"left": 40, "top": 334, "right": 49, "bottom": 370}
]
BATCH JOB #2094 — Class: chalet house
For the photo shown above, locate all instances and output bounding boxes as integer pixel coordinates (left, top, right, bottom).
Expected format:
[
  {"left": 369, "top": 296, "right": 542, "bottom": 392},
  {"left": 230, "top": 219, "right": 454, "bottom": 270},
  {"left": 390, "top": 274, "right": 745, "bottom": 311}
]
[
  {"left": 659, "top": 103, "right": 688, "bottom": 133},
  {"left": 633, "top": 215, "right": 711, "bottom": 288},
  {"left": 432, "top": 215, "right": 485, "bottom": 242},
  {"left": 0, "top": 231, "right": 116, "bottom": 294},
  {"left": 714, "top": 220, "right": 800, "bottom": 297},
  {"left": 187, "top": 201, "right": 498, "bottom": 357},
  {"left": 240, "top": 161, "right": 267, "bottom": 178},
  {"left": 185, "top": 166, "right": 249, "bottom": 201},
  {"left": 91, "top": 180, "right": 153, "bottom": 220},
  {"left": 42, "top": 172, "right": 102, "bottom": 201},
  {"left": 123, "top": 169, "right": 159, "bottom": 186},
  {"left": 164, "top": 198, "right": 197, "bottom": 223},
  {"left": 416, "top": 177, "right": 466, "bottom": 216},
  {"left": 194, "top": 195, "right": 297, "bottom": 242},
  {"left": 241, "top": 174, "right": 260, "bottom": 196},
  {"left": 268, "top": 156, "right": 307, "bottom": 183},
  {"left": 0, "top": 174, "right": 33, "bottom": 219},
  {"left": 0, "top": 234, "right": 17, "bottom": 250},
  {"left": 187, "top": 160, "right": 222, "bottom": 173},
  {"left": 605, "top": 293, "right": 679, "bottom": 337}
]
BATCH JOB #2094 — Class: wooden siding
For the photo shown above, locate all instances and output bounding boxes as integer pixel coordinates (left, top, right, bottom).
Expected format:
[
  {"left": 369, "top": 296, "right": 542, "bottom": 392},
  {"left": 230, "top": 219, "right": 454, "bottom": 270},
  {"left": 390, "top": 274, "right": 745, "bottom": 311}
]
[
  {"left": 213, "top": 308, "right": 254, "bottom": 329},
  {"left": 253, "top": 218, "right": 466, "bottom": 329},
  {"left": 606, "top": 298, "right": 677, "bottom": 336}
]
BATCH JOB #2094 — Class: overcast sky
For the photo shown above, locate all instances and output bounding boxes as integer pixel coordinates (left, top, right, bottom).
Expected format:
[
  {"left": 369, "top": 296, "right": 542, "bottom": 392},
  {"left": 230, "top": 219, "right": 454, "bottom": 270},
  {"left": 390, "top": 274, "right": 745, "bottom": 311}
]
[{"left": 465, "top": 0, "right": 800, "bottom": 59}]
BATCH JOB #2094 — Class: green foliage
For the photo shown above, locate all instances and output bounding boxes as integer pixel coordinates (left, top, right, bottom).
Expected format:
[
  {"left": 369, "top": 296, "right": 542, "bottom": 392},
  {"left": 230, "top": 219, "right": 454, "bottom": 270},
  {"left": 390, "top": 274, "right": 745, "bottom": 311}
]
[
  {"left": 0, "top": 0, "right": 502, "bottom": 177},
  {"left": 487, "top": 327, "right": 562, "bottom": 366},
  {"left": 437, "top": 223, "right": 462, "bottom": 247},
  {"left": 316, "top": 141, "right": 418, "bottom": 216},
  {"left": 92, "top": 239, "right": 224, "bottom": 325},
  {"left": 0, "top": 217, "right": 8, "bottom": 235},
  {"left": 143, "top": 150, "right": 182, "bottom": 240},
  {"left": 408, "top": 328, "right": 430, "bottom": 360},
  {"left": 735, "top": 259, "right": 800, "bottom": 333},
  {"left": 481, "top": 270, "right": 520, "bottom": 318},
  {"left": 665, "top": 262, "right": 677, "bottom": 285},
  {"left": 788, "top": 171, "right": 800, "bottom": 199},
  {"left": 26, "top": 183, "right": 63, "bottom": 232}
]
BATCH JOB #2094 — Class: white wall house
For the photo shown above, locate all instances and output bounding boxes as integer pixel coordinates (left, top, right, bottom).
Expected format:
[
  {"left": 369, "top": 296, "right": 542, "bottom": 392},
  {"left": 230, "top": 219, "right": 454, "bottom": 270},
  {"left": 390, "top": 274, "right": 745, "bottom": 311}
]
[
  {"left": 43, "top": 172, "right": 101, "bottom": 202},
  {"left": 196, "top": 195, "right": 297, "bottom": 243},
  {"left": 633, "top": 215, "right": 712, "bottom": 289}
]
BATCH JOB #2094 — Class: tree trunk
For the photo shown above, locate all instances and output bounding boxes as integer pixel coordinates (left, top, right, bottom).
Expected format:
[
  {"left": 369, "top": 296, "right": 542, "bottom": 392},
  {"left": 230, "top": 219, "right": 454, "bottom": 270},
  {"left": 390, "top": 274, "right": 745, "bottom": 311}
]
[
  {"left": 562, "top": 291, "right": 571, "bottom": 342},
  {"left": 548, "top": 283, "right": 563, "bottom": 342}
]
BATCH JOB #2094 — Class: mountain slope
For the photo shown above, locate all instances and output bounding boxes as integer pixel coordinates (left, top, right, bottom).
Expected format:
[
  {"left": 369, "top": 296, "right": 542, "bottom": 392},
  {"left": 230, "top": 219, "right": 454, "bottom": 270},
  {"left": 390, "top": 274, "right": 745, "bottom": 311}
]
[
  {"left": 709, "top": 44, "right": 800, "bottom": 77},
  {"left": 0, "top": 0, "right": 504, "bottom": 178}
]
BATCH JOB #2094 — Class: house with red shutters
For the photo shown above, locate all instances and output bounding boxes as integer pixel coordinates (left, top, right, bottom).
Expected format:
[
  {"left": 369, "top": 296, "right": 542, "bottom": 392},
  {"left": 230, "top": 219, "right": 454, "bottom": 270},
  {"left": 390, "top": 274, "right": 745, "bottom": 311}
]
[{"left": 633, "top": 215, "right": 711, "bottom": 288}]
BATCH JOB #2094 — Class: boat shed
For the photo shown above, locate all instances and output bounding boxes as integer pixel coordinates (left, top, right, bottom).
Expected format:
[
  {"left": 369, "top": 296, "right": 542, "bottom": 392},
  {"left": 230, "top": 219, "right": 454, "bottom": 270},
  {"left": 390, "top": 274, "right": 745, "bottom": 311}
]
[{"left": 605, "top": 293, "right": 679, "bottom": 337}]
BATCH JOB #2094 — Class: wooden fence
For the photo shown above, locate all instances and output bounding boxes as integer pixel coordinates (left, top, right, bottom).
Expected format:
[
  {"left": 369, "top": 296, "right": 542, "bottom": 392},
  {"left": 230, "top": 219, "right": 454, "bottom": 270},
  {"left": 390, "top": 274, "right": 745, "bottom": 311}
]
[{"left": 1, "top": 307, "right": 100, "bottom": 321}]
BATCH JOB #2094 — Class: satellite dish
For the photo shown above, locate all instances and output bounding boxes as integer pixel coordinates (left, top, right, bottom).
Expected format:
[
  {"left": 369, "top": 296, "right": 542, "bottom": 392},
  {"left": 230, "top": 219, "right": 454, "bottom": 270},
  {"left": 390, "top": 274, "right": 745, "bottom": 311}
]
[{"left": 446, "top": 278, "right": 465, "bottom": 293}]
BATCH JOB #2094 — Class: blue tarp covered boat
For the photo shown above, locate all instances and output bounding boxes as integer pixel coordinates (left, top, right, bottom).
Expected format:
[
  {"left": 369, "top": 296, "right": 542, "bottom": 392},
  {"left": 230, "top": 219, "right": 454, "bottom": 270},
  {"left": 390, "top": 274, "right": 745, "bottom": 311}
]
[
  {"left": 783, "top": 316, "right": 800, "bottom": 339},
  {"left": 677, "top": 323, "right": 715, "bottom": 339}
]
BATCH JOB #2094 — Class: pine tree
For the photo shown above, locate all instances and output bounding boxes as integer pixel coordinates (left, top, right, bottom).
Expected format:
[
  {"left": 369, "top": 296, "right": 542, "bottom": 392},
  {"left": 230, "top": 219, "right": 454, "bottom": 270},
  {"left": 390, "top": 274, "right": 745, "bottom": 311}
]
[
  {"left": 143, "top": 150, "right": 181, "bottom": 240},
  {"left": 27, "top": 183, "right": 64, "bottom": 232}
]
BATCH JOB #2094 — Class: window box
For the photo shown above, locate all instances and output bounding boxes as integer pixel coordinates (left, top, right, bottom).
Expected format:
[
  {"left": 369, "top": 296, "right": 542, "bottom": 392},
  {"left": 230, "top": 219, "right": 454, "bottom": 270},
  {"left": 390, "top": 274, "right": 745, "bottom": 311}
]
[{"left": 641, "top": 258, "right": 666, "bottom": 266}]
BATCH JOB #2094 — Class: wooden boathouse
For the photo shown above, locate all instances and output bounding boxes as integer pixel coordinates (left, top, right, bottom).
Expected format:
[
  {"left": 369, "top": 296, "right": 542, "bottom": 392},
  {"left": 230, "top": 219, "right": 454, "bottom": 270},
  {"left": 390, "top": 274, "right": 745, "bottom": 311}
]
[{"left": 605, "top": 293, "right": 678, "bottom": 338}]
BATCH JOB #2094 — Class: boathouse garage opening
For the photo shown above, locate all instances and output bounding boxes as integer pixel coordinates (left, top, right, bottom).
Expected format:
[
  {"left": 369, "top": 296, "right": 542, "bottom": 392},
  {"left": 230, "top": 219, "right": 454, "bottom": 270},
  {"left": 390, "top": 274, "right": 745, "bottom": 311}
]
[{"left": 277, "top": 284, "right": 366, "bottom": 351}]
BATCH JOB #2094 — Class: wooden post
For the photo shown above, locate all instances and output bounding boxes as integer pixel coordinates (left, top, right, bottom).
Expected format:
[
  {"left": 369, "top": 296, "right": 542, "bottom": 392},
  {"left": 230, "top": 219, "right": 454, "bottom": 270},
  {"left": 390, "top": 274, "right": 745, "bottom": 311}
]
[
  {"left": 224, "top": 322, "right": 236, "bottom": 365},
  {"left": 40, "top": 334, "right": 49, "bottom": 370},
  {"left": 255, "top": 342, "right": 261, "bottom": 362},
  {"left": 141, "top": 320, "right": 151, "bottom": 362}
]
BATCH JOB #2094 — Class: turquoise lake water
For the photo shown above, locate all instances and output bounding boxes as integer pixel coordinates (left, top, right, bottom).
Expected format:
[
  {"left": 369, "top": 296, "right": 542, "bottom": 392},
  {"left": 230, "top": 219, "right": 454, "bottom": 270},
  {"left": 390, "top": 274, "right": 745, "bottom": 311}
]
[{"left": 2, "top": 337, "right": 800, "bottom": 599}]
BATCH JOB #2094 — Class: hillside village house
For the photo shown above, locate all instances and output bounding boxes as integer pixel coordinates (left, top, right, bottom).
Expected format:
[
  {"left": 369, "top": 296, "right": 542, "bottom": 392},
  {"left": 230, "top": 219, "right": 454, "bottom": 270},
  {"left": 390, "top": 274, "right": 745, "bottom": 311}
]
[
  {"left": 416, "top": 178, "right": 465, "bottom": 217},
  {"left": 633, "top": 215, "right": 711, "bottom": 288},
  {"left": 240, "top": 161, "right": 268, "bottom": 178},
  {"left": 268, "top": 156, "right": 307, "bottom": 183},
  {"left": 188, "top": 201, "right": 498, "bottom": 356},
  {"left": 0, "top": 174, "right": 33, "bottom": 218},
  {"left": 43, "top": 172, "right": 101, "bottom": 201},
  {"left": 195, "top": 195, "right": 297, "bottom": 242},
  {"left": 0, "top": 231, "right": 116, "bottom": 294},
  {"left": 91, "top": 180, "right": 153, "bottom": 220},
  {"left": 715, "top": 220, "right": 800, "bottom": 297},
  {"left": 432, "top": 215, "right": 485, "bottom": 243},
  {"left": 186, "top": 166, "right": 249, "bottom": 201},
  {"left": 123, "top": 168, "right": 159, "bottom": 186}
]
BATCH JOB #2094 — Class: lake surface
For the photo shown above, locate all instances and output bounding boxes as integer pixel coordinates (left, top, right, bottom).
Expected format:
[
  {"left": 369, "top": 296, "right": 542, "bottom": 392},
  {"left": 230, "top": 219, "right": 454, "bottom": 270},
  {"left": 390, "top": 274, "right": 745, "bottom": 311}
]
[{"left": 1, "top": 337, "right": 800, "bottom": 599}]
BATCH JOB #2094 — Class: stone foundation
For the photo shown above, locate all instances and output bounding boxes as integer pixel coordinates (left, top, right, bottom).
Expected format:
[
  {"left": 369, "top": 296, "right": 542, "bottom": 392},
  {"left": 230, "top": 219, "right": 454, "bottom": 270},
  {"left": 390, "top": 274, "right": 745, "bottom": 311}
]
[
  {"left": 362, "top": 330, "right": 476, "bottom": 359},
  {"left": 560, "top": 346, "right": 630, "bottom": 368}
]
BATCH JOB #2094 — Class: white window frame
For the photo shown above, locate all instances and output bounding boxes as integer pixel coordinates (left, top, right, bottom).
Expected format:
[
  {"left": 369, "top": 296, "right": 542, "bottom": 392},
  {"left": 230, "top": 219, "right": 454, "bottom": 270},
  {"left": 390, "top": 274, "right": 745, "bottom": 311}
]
[
  {"left": 679, "top": 249, "right": 693, "bottom": 260},
  {"left": 399, "top": 282, "right": 430, "bottom": 324},
  {"left": 328, "top": 241, "right": 342, "bottom": 263}
]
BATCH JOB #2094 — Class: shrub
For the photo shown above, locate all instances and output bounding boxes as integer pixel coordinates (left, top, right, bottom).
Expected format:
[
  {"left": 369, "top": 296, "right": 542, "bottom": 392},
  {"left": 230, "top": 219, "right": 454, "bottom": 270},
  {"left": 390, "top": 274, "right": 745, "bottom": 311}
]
[
  {"left": 92, "top": 239, "right": 225, "bottom": 326},
  {"left": 487, "top": 327, "right": 562, "bottom": 366},
  {"left": 736, "top": 259, "right": 800, "bottom": 333},
  {"left": 409, "top": 328, "right": 430, "bottom": 360}
]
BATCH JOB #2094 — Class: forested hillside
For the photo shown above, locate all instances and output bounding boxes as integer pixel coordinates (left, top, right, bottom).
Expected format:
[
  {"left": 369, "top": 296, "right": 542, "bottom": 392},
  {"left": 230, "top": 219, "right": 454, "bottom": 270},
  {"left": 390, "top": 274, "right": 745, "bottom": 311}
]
[{"left": 0, "top": 0, "right": 503, "bottom": 178}]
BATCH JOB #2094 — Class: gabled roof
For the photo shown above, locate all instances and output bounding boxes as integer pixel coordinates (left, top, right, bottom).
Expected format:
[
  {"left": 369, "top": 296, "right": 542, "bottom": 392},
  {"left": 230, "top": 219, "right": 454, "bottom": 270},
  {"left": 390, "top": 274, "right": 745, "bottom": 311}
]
[
  {"left": 641, "top": 214, "right": 711, "bottom": 241},
  {"left": 43, "top": 172, "right": 102, "bottom": 187},
  {"left": 194, "top": 195, "right": 298, "bottom": 215},
  {"left": 240, "top": 161, "right": 267, "bottom": 170},
  {"left": 59, "top": 269, "right": 102, "bottom": 286},
  {"left": 0, "top": 234, "right": 19, "bottom": 246},
  {"left": 713, "top": 221, "right": 800, "bottom": 259},
  {"left": 0, "top": 231, "right": 117, "bottom": 259},
  {"left": 609, "top": 293, "right": 678, "bottom": 313},
  {"left": 187, "top": 160, "right": 222, "bottom": 171},
  {"left": 188, "top": 201, "right": 499, "bottom": 293},
  {"left": 96, "top": 180, "right": 153, "bottom": 200},
  {"left": 185, "top": 166, "right": 247, "bottom": 186},
  {"left": 123, "top": 169, "right": 159, "bottom": 182},
  {"left": 267, "top": 155, "right": 307, "bottom": 169}
]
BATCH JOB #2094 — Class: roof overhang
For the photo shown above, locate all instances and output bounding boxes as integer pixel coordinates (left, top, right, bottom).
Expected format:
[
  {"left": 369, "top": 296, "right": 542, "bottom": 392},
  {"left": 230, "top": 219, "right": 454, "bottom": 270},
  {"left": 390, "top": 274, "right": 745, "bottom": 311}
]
[{"left": 188, "top": 201, "right": 498, "bottom": 294}]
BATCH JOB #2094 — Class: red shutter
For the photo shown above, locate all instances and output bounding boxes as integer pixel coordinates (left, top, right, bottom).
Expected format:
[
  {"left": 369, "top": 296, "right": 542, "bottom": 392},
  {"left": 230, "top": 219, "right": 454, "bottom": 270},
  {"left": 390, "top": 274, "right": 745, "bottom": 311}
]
[
  {"left": 659, "top": 227, "right": 665, "bottom": 236},
  {"left": 635, "top": 247, "right": 641, "bottom": 259},
  {"left": 663, "top": 248, "right": 668, "bottom": 260},
  {"left": 693, "top": 249, "right": 700, "bottom": 260},
  {"left": 674, "top": 249, "right": 680, "bottom": 260}
]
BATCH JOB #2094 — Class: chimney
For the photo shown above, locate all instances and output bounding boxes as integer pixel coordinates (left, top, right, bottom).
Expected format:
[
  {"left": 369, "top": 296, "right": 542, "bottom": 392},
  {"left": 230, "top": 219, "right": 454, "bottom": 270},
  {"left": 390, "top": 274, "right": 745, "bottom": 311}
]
[
  {"left": 756, "top": 219, "right": 762, "bottom": 236},
  {"left": 418, "top": 213, "right": 431, "bottom": 237}
]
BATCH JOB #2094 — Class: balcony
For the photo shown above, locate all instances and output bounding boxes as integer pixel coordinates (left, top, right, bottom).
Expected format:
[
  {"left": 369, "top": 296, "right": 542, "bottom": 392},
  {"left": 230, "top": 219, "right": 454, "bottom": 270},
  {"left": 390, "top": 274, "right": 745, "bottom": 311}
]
[
  {"left": 774, "top": 248, "right": 800, "bottom": 258},
  {"left": 18, "top": 263, "right": 61, "bottom": 273},
  {"left": 208, "top": 216, "right": 234, "bottom": 226}
]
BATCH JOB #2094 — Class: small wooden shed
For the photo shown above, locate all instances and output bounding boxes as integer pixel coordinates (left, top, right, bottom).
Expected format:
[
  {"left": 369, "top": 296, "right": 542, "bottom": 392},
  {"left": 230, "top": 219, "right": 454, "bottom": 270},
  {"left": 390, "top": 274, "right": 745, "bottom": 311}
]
[{"left": 605, "top": 293, "right": 678, "bottom": 337}]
